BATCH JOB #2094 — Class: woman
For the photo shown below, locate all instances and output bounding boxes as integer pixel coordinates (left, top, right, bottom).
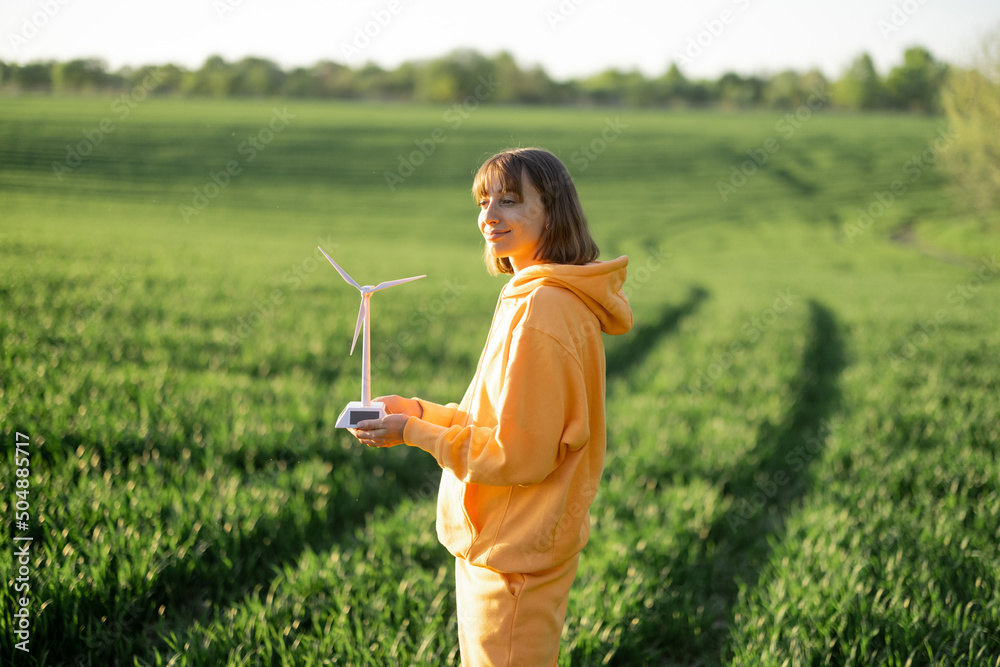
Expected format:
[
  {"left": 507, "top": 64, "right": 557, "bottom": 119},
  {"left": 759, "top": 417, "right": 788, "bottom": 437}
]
[{"left": 351, "top": 147, "right": 633, "bottom": 666}]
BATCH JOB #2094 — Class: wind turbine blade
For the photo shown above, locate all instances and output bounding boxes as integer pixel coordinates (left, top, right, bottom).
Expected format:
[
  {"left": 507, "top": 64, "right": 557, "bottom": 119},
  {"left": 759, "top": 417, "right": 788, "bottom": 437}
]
[
  {"left": 318, "top": 246, "right": 361, "bottom": 291},
  {"left": 350, "top": 298, "right": 365, "bottom": 355},
  {"left": 371, "top": 275, "right": 427, "bottom": 291}
]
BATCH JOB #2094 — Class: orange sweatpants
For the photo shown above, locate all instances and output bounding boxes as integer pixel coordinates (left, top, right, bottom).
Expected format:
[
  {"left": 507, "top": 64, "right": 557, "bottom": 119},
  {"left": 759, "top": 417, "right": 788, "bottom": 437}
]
[{"left": 454, "top": 554, "right": 580, "bottom": 667}]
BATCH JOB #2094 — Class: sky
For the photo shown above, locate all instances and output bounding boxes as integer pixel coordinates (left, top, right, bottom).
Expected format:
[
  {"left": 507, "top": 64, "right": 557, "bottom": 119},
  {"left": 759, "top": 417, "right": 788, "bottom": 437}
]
[{"left": 1, "top": 0, "right": 998, "bottom": 81}]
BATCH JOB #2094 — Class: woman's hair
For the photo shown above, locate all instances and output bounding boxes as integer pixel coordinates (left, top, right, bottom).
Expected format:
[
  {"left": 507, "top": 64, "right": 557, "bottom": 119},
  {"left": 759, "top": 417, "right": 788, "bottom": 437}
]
[{"left": 472, "top": 147, "right": 600, "bottom": 275}]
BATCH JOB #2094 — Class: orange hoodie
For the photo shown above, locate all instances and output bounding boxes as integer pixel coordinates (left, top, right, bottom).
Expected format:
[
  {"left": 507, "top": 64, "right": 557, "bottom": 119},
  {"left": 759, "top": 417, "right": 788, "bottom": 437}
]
[{"left": 402, "top": 256, "right": 633, "bottom": 573}]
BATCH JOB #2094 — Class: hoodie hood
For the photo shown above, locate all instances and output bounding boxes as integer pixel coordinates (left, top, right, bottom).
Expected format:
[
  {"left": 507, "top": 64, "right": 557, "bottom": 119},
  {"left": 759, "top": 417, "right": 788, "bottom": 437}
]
[{"left": 503, "top": 256, "right": 634, "bottom": 335}]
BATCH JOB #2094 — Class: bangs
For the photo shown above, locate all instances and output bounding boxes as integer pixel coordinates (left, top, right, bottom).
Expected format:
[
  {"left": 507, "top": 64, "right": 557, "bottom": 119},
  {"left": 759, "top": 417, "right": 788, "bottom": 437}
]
[
  {"left": 472, "top": 152, "right": 525, "bottom": 202},
  {"left": 472, "top": 146, "right": 600, "bottom": 275}
]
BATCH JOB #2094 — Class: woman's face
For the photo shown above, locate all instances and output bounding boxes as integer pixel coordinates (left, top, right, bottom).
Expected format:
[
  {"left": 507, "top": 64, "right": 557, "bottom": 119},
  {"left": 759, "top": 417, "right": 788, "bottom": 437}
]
[{"left": 477, "top": 169, "right": 548, "bottom": 273}]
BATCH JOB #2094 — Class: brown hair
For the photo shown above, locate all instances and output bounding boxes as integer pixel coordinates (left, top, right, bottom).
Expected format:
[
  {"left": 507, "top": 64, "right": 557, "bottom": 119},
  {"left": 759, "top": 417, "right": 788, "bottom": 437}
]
[{"left": 472, "top": 147, "right": 600, "bottom": 275}]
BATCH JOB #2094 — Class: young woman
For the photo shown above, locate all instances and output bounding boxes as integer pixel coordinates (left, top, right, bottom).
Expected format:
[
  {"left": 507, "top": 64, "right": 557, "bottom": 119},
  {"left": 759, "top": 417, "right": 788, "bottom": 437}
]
[{"left": 350, "top": 147, "right": 633, "bottom": 666}]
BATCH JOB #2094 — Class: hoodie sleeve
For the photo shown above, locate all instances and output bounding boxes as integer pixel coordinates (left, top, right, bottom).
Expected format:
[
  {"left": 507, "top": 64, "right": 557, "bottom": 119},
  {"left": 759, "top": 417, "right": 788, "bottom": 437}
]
[
  {"left": 412, "top": 398, "right": 459, "bottom": 427},
  {"left": 403, "top": 323, "right": 591, "bottom": 486}
]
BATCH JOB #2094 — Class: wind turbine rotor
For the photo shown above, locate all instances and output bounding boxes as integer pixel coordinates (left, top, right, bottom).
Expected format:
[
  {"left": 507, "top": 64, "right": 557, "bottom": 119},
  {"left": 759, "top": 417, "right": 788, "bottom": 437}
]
[
  {"left": 318, "top": 247, "right": 427, "bottom": 428},
  {"left": 350, "top": 296, "right": 367, "bottom": 356},
  {"left": 318, "top": 246, "right": 362, "bottom": 291},
  {"left": 371, "top": 274, "right": 427, "bottom": 292}
]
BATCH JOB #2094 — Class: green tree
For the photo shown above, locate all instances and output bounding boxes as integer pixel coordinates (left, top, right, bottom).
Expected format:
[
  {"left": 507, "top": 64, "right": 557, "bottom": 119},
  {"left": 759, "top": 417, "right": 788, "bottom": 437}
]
[
  {"left": 232, "top": 57, "right": 284, "bottom": 96},
  {"left": 833, "top": 53, "right": 887, "bottom": 110},
  {"left": 654, "top": 63, "right": 700, "bottom": 106},
  {"left": 353, "top": 62, "right": 391, "bottom": 98},
  {"left": 763, "top": 70, "right": 803, "bottom": 108},
  {"left": 382, "top": 62, "right": 417, "bottom": 100},
  {"left": 52, "top": 58, "right": 111, "bottom": 92},
  {"left": 579, "top": 68, "right": 649, "bottom": 105},
  {"left": 483, "top": 51, "right": 555, "bottom": 104},
  {"left": 515, "top": 65, "right": 556, "bottom": 104},
  {"left": 657, "top": 63, "right": 684, "bottom": 99},
  {"left": 886, "top": 47, "right": 947, "bottom": 112},
  {"left": 413, "top": 57, "right": 455, "bottom": 102},
  {"left": 312, "top": 61, "right": 356, "bottom": 98},
  {"left": 10, "top": 61, "right": 54, "bottom": 91},
  {"left": 182, "top": 55, "right": 237, "bottom": 97},
  {"left": 281, "top": 66, "right": 315, "bottom": 97},
  {"left": 715, "top": 72, "right": 764, "bottom": 109},
  {"left": 761, "top": 69, "right": 829, "bottom": 109},
  {"left": 411, "top": 49, "right": 497, "bottom": 103},
  {"left": 800, "top": 69, "right": 830, "bottom": 101},
  {"left": 125, "top": 64, "right": 183, "bottom": 95},
  {"left": 487, "top": 51, "right": 521, "bottom": 104},
  {"left": 941, "top": 26, "right": 1000, "bottom": 225}
]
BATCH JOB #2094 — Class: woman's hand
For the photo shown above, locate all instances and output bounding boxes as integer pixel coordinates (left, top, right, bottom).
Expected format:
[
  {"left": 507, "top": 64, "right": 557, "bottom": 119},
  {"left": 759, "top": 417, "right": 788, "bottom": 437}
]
[
  {"left": 347, "top": 395, "right": 422, "bottom": 448},
  {"left": 376, "top": 395, "right": 423, "bottom": 418},
  {"left": 350, "top": 414, "right": 410, "bottom": 448}
]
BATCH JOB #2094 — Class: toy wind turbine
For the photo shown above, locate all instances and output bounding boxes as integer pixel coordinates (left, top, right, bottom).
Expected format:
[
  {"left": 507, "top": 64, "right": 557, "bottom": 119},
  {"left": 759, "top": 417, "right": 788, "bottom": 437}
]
[{"left": 318, "top": 246, "right": 426, "bottom": 428}]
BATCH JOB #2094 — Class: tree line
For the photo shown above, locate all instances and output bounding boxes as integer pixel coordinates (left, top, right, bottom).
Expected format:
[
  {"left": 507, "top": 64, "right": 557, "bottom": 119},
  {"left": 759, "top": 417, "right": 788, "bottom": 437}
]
[{"left": 0, "top": 46, "right": 951, "bottom": 112}]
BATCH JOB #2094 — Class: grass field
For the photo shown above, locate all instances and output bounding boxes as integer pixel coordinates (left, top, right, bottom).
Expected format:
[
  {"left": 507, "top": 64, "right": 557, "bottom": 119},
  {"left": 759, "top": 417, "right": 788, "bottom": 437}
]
[{"left": 1, "top": 96, "right": 999, "bottom": 666}]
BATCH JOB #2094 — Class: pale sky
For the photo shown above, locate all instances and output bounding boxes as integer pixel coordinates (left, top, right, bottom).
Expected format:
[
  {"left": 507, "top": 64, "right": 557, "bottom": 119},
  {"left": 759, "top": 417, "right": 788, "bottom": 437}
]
[{"left": 1, "top": 0, "right": 997, "bottom": 80}]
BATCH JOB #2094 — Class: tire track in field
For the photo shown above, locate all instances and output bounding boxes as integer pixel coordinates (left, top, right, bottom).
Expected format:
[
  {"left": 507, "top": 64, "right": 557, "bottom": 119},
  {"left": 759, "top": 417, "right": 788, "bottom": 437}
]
[
  {"left": 605, "top": 285, "right": 710, "bottom": 379},
  {"left": 133, "top": 285, "right": 713, "bottom": 661},
  {"left": 114, "top": 448, "right": 441, "bottom": 661},
  {"left": 613, "top": 299, "right": 845, "bottom": 661},
  {"left": 708, "top": 300, "right": 845, "bottom": 649}
]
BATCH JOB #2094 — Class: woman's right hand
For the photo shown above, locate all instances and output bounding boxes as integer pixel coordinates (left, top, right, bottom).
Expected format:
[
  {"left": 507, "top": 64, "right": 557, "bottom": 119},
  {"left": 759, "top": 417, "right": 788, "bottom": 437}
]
[{"left": 376, "top": 395, "right": 423, "bottom": 419}]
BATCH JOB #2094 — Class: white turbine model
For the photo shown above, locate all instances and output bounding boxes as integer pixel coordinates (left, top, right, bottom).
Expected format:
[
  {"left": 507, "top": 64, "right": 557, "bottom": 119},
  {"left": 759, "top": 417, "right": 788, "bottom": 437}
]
[{"left": 318, "top": 246, "right": 426, "bottom": 428}]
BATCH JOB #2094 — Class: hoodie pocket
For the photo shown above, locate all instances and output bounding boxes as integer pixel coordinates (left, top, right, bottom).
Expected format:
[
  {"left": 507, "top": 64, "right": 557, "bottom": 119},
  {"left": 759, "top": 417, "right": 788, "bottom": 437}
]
[
  {"left": 502, "top": 571, "right": 525, "bottom": 599},
  {"left": 436, "top": 473, "right": 477, "bottom": 557}
]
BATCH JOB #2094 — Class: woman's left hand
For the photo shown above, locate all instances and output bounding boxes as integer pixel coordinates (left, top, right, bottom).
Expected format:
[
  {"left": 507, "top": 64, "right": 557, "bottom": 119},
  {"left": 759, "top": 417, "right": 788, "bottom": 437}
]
[{"left": 349, "top": 414, "right": 410, "bottom": 448}]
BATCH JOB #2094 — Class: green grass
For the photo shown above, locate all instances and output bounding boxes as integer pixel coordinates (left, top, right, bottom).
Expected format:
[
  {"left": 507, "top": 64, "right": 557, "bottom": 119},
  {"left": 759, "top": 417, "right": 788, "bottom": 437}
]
[{"left": 0, "top": 97, "right": 998, "bottom": 665}]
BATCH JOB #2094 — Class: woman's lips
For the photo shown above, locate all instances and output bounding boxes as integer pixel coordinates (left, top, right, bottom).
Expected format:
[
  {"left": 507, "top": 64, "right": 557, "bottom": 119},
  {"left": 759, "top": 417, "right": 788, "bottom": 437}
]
[{"left": 484, "top": 231, "right": 509, "bottom": 241}]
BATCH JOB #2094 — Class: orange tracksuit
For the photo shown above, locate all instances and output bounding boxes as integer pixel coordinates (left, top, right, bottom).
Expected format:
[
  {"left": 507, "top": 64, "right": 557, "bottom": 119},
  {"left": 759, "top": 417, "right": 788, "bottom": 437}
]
[{"left": 403, "top": 256, "right": 633, "bottom": 666}]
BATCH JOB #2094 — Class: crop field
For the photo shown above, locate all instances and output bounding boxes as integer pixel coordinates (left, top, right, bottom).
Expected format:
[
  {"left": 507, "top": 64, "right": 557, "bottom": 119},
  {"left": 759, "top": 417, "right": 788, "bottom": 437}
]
[{"left": 1, "top": 96, "right": 999, "bottom": 665}]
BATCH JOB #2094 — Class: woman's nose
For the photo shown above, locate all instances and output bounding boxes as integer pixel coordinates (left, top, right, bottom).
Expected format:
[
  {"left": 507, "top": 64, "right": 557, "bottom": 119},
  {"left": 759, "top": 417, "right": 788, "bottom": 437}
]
[{"left": 481, "top": 202, "right": 500, "bottom": 225}]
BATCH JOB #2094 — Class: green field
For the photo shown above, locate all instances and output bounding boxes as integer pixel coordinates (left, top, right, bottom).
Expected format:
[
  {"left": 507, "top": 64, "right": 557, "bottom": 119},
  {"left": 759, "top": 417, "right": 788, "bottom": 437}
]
[{"left": 1, "top": 96, "right": 998, "bottom": 665}]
